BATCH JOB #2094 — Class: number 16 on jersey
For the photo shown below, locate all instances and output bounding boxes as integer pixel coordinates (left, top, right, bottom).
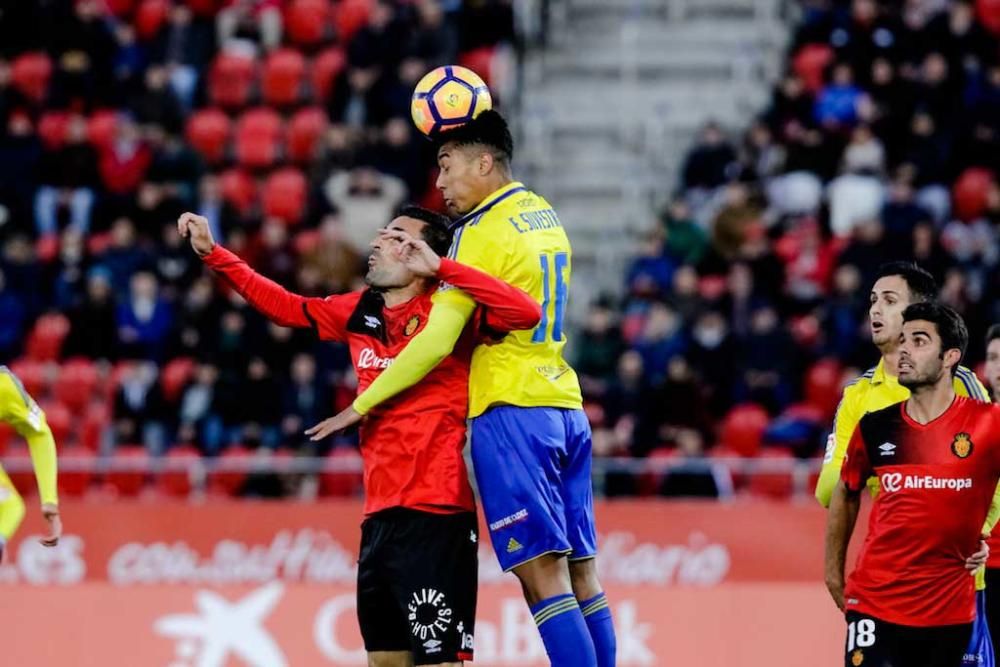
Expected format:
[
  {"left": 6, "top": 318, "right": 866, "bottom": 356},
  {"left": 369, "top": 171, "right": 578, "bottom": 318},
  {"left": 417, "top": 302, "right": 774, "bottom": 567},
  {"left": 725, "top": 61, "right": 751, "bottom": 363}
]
[{"left": 533, "top": 251, "right": 568, "bottom": 344}]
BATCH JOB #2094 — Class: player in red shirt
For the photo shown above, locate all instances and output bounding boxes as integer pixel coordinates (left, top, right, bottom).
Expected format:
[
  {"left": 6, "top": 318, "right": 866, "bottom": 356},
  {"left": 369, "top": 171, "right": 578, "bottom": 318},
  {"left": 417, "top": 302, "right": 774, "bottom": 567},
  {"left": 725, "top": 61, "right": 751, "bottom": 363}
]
[
  {"left": 177, "top": 208, "right": 541, "bottom": 667},
  {"left": 825, "top": 302, "right": 1000, "bottom": 667}
]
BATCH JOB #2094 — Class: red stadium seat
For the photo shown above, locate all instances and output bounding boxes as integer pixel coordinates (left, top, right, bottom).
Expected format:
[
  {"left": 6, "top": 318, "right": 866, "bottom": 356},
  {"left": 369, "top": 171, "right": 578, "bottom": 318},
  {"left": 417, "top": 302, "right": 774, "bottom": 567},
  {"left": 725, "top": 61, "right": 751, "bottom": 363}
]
[
  {"left": 235, "top": 107, "right": 283, "bottom": 169},
  {"left": 9, "top": 359, "right": 50, "bottom": 399},
  {"left": 81, "top": 402, "right": 110, "bottom": 452},
  {"left": 637, "top": 447, "right": 676, "bottom": 496},
  {"left": 979, "top": 0, "right": 1000, "bottom": 35},
  {"left": 320, "top": 446, "right": 364, "bottom": 497},
  {"left": 792, "top": 43, "right": 834, "bottom": 95},
  {"left": 292, "top": 229, "right": 320, "bottom": 255},
  {"left": 11, "top": 52, "right": 52, "bottom": 104},
  {"left": 157, "top": 445, "right": 202, "bottom": 497},
  {"left": 285, "top": 0, "right": 332, "bottom": 47},
  {"left": 161, "top": 357, "right": 196, "bottom": 403},
  {"left": 262, "top": 48, "right": 307, "bottom": 107},
  {"left": 459, "top": 47, "right": 496, "bottom": 88},
  {"left": 262, "top": 167, "right": 307, "bottom": 224},
  {"left": 87, "top": 231, "right": 114, "bottom": 256},
  {"left": 953, "top": 167, "right": 995, "bottom": 222},
  {"left": 746, "top": 448, "right": 796, "bottom": 499},
  {"left": 35, "top": 235, "right": 59, "bottom": 262},
  {"left": 310, "top": 47, "right": 346, "bottom": 102},
  {"left": 135, "top": 0, "right": 171, "bottom": 40},
  {"left": 333, "top": 0, "right": 372, "bottom": 43},
  {"left": 287, "top": 106, "right": 328, "bottom": 164},
  {"left": 105, "top": 0, "right": 137, "bottom": 17},
  {"left": 25, "top": 313, "right": 71, "bottom": 361},
  {"left": 105, "top": 445, "right": 149, "bottom": 497},
  {"left": 37, "top": 111, "right": 71, "bottom": 149},
  {"left": 58, "top": 445, "right": 97, "bottom": 497},
  {"left": 209, "top": 446, "right": 252, "bottom": 496},
  {"left": 185, "top": 0, "right": 221, "bottom": 17},
  {"left": 87, "top": 111, "right": 119, "bottom": 152},
  {"left": 219, "top": 168, "right": 259, "bottom": 215},
  {"left": 719, "top": 403, "right": 770, "bottom": 457},
  {"left": 208, "top": 52, "right": 258, "bottom": 110},
  {"left": 54, "top": 357, "right": 101, "bottom": 414},
  {"left": 39, "top": 401, "right": 73, "bottom": 447},
  {"left": 804, "top": 358, "right": 842, "bottom": 419},
  {"left": 0, "top": 422, "right": 13, "bottom": 455},
  {"left": 185, "top": 108, "right": 231, "bottom": 165},
  {"left": 5, "top": 446, "right": 35, "bottom": 497}
]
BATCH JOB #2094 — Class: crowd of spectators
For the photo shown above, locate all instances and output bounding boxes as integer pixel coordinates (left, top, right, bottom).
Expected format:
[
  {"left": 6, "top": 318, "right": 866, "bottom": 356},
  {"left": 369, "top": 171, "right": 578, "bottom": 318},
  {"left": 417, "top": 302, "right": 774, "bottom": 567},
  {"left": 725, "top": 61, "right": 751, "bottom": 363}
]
[
  {"left": 0, "top": 0, "right": 515, "bottom": 475},
  {"left": 576, "top": 0, "right": 1000, "bottom": 496}
]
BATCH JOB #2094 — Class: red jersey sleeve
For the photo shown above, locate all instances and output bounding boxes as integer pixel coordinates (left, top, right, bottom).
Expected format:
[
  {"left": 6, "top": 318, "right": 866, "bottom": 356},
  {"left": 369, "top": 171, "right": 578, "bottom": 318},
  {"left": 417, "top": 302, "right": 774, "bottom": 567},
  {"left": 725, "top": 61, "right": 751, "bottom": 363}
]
[
  {"left": 436, "top": 257, "right": 542, "bottom": 332},
  {"left": 202, "top": 245, "right": 357, "bottom": 342},
  {"left": 841, "top": 424, "right": 872, "bottom": 494}
]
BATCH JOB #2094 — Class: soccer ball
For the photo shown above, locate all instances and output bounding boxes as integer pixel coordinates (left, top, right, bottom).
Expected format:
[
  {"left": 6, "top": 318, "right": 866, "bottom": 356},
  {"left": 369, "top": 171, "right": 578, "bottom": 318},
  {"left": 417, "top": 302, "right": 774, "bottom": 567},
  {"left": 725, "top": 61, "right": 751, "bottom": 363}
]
[{"left": 411, "top": 66, "right": 492, "bottom": 137}]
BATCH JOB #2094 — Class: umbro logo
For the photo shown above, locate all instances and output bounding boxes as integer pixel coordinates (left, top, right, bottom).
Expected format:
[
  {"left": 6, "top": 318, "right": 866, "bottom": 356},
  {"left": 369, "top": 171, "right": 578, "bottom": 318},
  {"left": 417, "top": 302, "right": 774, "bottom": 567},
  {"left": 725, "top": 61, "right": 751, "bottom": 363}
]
[
  {"left": 506, "top": 538, "right": 523, "bottom": 553},
  {"left": 879, "top": 442, "right": 896, "bottom": 457},
  {"left": 363, "top": 315, "right": 381, "bottom": 329},
  {"left": 423, "top": 639, "right": 442, "bottom": 654}
]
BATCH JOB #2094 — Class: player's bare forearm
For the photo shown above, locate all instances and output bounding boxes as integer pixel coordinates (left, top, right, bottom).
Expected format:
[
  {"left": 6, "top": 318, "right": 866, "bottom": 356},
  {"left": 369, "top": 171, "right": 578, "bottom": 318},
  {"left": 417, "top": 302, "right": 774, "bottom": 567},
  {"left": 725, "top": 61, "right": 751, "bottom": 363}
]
[
  {"left": 353, "top": 302, "right": 469, "bottom": 415},
  {"left": 825, "top": 481, "right": 860, "bottom": 611}
]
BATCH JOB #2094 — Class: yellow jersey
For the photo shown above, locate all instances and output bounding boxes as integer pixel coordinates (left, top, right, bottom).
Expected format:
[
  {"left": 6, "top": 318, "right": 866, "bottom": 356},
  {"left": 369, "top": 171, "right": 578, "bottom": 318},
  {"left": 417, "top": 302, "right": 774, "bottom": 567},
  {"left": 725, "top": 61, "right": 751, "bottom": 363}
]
[{"left": 435, "top": 181, "right": 582, "bottom": 417}]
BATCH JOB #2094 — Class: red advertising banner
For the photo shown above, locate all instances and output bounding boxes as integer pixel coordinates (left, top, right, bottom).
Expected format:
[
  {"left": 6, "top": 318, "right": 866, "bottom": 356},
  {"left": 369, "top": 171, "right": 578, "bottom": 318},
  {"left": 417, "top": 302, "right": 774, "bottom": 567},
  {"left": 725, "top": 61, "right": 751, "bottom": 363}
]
[{"left": 0, "top": 500, "right": 852, "bottom": 666}]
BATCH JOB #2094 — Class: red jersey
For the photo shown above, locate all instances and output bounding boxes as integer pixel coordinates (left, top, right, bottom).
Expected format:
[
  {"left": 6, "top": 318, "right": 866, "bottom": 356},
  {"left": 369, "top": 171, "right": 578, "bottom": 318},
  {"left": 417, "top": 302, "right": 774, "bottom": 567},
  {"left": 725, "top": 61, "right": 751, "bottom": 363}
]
[
  {"left": 842, "top": 396, "right": 1000, "bottom": 626},
  {"left": 203, "top": 246, "right": 541, "bottom": 517}
]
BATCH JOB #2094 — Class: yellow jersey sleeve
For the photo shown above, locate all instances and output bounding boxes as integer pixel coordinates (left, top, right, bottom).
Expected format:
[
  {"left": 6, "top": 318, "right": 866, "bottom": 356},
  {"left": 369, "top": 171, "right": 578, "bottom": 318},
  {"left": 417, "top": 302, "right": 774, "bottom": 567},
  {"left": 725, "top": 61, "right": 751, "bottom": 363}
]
[
  {"left": 0, "top": 371, "right": 58, "bottom": 506},
  {"left": 815, "top": 381, "right": 864, "bottom": 507}
]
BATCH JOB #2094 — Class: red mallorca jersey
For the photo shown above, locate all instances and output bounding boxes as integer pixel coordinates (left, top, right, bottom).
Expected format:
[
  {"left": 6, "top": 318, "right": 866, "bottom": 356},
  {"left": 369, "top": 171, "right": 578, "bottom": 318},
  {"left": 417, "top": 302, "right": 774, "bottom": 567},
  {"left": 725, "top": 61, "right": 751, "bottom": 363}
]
[
  {"left": 842, "top": 396, "right": 1000, "bottom": 626},
  {"left": 203, "top": 246, "right": 540, "bottom": 518}
]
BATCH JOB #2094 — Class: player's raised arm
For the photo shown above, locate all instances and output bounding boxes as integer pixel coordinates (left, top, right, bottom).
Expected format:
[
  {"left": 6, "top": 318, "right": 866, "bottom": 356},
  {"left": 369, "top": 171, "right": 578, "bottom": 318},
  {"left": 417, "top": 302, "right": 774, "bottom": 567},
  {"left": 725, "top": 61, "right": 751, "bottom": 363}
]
[
  {"left": 180, "top": 212, "right": 351, "bottom": 340},
  {"left": 0, "top": 372, "right": 61, "bottom": 549},
  {"left": 382, "top": 228, "right": 542, "bottom": 331}
]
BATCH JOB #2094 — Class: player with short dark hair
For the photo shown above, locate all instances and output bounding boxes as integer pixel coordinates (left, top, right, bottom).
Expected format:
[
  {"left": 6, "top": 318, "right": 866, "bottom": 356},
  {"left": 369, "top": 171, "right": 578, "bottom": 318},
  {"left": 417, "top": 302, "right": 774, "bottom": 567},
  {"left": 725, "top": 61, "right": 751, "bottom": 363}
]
[
  {"left": 825, "top": 303, "right": 1000, "bottom": 667},
  {"left": 178, "top": 208, "right": 541, "bottom": 667},
  {"left": 308, "top": 109, "right": 617, "bottom": 667}
]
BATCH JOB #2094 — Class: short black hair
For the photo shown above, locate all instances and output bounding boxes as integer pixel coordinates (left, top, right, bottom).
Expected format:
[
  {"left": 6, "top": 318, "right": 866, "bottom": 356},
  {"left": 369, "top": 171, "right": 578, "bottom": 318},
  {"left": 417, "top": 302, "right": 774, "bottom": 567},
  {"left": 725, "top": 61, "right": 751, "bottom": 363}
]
[
  {"left": 435, "top": 109, "right": 513, "bottom": 166},
  {"left": 874, "top": 261, "right": 937, "bottom": 303},
  {"left": 396, "top": 205, "right": 453, "bottom": 257},
  {"left": 902, "top": 302, "right": 968, "bottom": 374},
  {"left": 987, "top": 324, "right": 1000, "bottom": 348}
]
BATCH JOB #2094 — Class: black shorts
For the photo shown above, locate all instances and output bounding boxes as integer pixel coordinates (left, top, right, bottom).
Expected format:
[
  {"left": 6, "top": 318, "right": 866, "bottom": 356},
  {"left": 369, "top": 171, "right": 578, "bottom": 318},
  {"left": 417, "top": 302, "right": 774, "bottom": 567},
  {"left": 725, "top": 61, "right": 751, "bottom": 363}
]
[
  {"left": 844, "top": 611, "right": 972, "bottom": 667},
  {"left": 987, "top": 568, "right": 1000, "bottom": 659},
  {"left": 357, "top": 507, "right": 478, "bottom": 665}
]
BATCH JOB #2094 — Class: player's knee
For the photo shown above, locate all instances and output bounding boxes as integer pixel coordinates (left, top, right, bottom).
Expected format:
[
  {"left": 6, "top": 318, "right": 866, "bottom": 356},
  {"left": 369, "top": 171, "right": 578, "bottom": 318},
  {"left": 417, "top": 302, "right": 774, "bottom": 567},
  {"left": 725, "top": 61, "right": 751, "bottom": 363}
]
[
  {"left": 512, "top": 553, "right": 573, "bottom": 605},
  {"left": 569, "top": 558, "right": 603, "bottom": 601}
]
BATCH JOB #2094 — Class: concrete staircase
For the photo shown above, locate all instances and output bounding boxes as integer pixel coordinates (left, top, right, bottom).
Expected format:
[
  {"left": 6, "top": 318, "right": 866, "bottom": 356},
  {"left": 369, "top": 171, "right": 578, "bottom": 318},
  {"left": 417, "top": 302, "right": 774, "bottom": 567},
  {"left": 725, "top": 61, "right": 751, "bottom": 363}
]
[{"left": 513, "top": 0, "right": 793, "bottom": 320}]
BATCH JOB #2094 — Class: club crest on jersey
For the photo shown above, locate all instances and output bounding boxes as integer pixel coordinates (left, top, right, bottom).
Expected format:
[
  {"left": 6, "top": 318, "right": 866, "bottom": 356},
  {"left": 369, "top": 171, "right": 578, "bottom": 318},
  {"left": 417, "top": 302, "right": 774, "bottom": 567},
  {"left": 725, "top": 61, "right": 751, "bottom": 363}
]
[
  {"left": 952, "top": 432, "right": 973, "bottom": 459},
  {"left": 404, "top": 315, "right": 421, "bottom": 337},
  {"left": 852, "top": 649, "right": 864, "bottom": 666}
]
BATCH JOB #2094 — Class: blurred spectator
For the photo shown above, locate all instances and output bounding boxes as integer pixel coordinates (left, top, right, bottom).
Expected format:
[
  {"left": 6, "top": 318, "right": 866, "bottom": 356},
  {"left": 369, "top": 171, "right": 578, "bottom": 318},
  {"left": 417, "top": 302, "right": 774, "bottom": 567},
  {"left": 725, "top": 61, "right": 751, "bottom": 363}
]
[
  {"left": 116, "top": 271, "right": 173, "bottom": 360},
  {"left": 0, "top": 269, "right": 26, "bottom": 360},
  {"left": 97, "top": 218, "right": 152, "bottom": 296},
  {"left": 687, "top": 310, "right": 738, "bottom": 415},
  {"left": 633, "top": 302, "right": 687, "bottom": 385},
  {"left": 148, "top": 5, "right": 215, "bottom": 110},
  {"left": 98, "top": 115, "right": 153, "bottom": 197},
  {"left": 735, "top": 306, "right": 794, "bottom": 413},
  {"left": 661, "top": 199, "right": 708, "bottom": 266},
  {"left": 217, "top": 0, "right": 283, "bottom": 55},
  {"left": 0, "top": 113, "right": 42, "bottom": 225},
  {"left": 129, "top": 65, "right": 185, "bottom": 135},
  {"left": 575, "top": 300, "right": 625, "bottom": 389},
  {"left": 659, "top": 428, "right": 733, "bottom": 499},
  {"left": 65, "top": 268, "right": 119, "bottom": 361},
  {"left": 814, "top": 62, "right": 866, "bottom": 129},
  {"left": 35, "top": 114, "right": 98, "bottom": 238},
  {"left": 113, "top": 361, "right": 168, "bottom": 455},
  {"left": 282, "top": 354, "right": 331, "bottom": 450},
  {"left": 681, "top": 121, "right": 737, "bottom": 192},
  {"left": 177, "top": 362, "right": 221, "bottom": 452},
  {"left": 626, "top": 232, "right": 674, "bottom": 299},
  {"left": 300, "top": 214, "right": 364, "bottom": 294},
  {"left": 323, "top": 167, "right": 406, "bottom": 251},
  {"left": 239, "top": 356, "right": 283, "bottom": 449}
]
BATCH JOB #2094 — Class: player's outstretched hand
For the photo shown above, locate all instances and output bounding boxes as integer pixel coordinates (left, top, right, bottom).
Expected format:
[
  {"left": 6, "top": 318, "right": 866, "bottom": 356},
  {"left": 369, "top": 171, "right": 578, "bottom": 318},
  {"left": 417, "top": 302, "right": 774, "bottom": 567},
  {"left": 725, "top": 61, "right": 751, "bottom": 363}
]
[
  {"left": 965, "top": 537, "right": 989, "bottom": 572},
  {"left": 305, "top": 406, "right": 362, "bottom": 441},
  {"left": 378, "top": 229, "right": 441, "bottom": 278},
  {"left": 177, "top": 212, "right": 216, "bottom": 257},
  {"left": 39, "top": 503, "right": 61, "bottom": 548}
]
